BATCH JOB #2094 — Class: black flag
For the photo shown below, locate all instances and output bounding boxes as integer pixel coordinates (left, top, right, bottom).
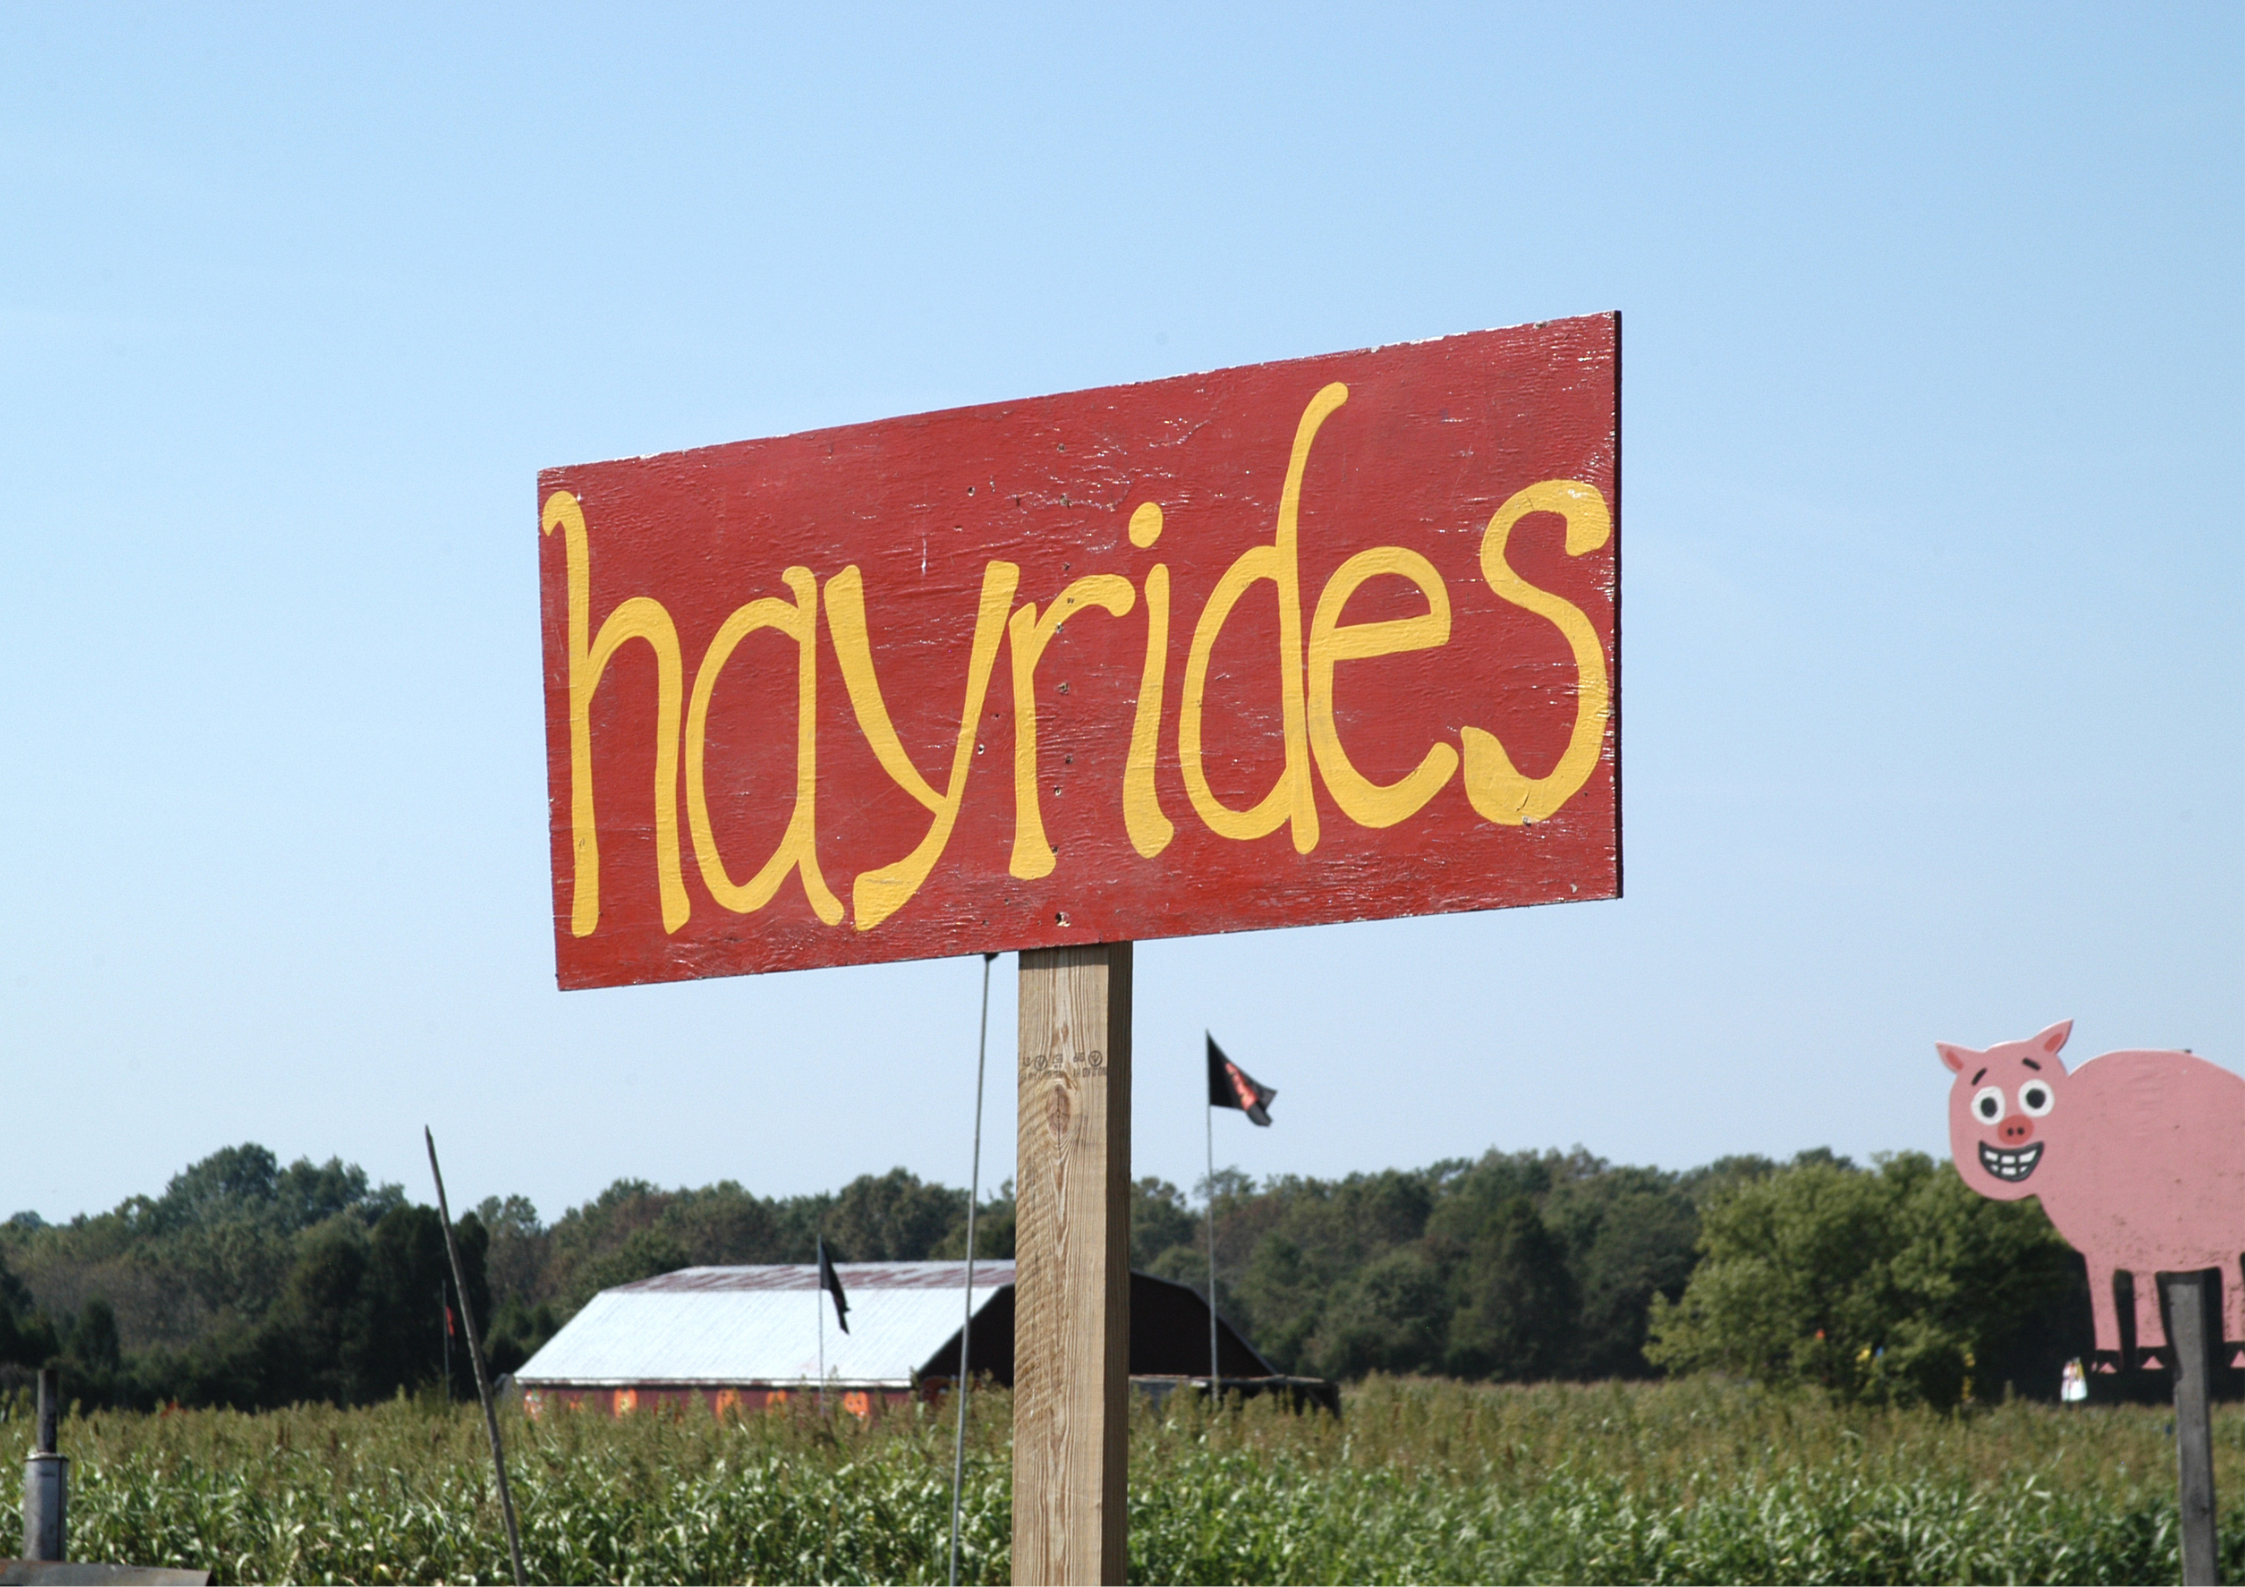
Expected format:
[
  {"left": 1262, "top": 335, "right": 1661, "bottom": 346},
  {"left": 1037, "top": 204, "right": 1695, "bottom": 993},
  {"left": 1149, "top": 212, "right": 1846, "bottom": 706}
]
[
  {"left": 1207, "top": 1035, "right": 1276, "bottom": 1126},
  {"left": 816, "top": 1236, "right": 850, "bottom": 1333}
]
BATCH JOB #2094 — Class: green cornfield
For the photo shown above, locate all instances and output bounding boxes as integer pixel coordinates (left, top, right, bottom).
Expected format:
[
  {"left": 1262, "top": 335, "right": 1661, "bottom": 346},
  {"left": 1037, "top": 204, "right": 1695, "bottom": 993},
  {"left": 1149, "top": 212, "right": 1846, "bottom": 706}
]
[{"left": 7, "top": 1377, "right": 2242, "bottom": 1584}]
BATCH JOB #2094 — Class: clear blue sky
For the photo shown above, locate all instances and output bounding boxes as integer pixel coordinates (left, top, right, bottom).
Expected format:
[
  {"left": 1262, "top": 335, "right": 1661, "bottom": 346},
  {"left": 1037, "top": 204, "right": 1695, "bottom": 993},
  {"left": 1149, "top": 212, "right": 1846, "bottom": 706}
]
[{"left": 3, "top": 4, "right": 2237, "bottom": 1226}]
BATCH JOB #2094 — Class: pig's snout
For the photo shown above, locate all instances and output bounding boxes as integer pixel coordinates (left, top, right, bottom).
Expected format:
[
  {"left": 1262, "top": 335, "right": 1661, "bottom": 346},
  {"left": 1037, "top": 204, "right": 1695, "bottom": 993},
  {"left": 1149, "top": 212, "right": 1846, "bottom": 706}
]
[{"left": 1996, "top": 1117, "right": 2035, "bottom": 1146}]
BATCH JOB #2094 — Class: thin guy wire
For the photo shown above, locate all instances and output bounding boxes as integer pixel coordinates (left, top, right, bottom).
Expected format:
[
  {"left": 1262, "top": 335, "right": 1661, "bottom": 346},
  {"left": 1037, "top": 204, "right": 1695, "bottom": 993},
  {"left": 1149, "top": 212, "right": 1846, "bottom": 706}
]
[{"left": 950, "top": 950, "right": 995, "bottom": 1587}]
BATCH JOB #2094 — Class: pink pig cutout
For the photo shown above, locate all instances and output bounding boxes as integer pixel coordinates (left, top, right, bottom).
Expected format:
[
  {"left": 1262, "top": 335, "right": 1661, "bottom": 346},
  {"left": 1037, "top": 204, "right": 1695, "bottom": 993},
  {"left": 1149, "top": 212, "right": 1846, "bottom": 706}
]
[{"left": 1939, "top": 1021, "right": 2245, "bottom": 1373}]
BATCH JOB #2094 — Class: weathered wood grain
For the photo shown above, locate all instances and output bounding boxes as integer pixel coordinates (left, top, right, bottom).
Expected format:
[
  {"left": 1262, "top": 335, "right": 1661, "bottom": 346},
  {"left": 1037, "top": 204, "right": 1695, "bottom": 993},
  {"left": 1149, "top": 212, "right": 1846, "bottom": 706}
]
[
  {"left": 2168, "top": 1272, "right": 2219, "bottom": 1585},
  {"left": 1013, "top": 943, "right": 1131, "bottom": 1585}
]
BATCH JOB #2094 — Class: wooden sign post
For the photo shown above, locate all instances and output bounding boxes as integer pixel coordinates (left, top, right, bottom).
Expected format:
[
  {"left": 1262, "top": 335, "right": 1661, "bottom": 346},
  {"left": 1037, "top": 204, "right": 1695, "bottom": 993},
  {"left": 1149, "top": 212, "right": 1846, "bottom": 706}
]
[
  {"left": 1014, "top": 945, "right": 1131, "bottom": 1582},
  {"left": 2167, "top": 1272, "right": 2219, "bottom": 1587},
  {"left": 538, "top": 315, "right": 1621, "bottom": 1583}
]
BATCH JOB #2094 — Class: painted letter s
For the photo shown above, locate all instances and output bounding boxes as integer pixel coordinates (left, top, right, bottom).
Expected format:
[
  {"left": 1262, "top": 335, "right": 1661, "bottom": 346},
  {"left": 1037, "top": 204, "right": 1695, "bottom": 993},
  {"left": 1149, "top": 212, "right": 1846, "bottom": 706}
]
[{"left": 1460, "top": 480, "right": 1613, "bottom": 825}]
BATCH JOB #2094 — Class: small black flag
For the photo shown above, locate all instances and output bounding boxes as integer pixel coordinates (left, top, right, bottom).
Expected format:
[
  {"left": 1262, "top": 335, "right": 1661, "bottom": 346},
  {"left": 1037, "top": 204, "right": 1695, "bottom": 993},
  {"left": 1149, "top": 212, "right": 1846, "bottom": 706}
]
[
  {"left": 1207, "top": 1035, "right": 1276, "bottom": 1126},
  {"left": 816, "top": 1235, "right": 850, "bottom": 1333}
]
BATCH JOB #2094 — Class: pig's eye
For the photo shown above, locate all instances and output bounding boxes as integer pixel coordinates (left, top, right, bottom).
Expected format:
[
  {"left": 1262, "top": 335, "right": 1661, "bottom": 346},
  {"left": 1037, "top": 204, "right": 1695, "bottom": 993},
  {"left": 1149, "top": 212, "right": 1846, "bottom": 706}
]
[
  {"left": 2019, "top": 1082, "right": 2053, "bottom": 1117},
  {"left": 1973, "top": 1085, "right": 2006, "bottom": 1124}
]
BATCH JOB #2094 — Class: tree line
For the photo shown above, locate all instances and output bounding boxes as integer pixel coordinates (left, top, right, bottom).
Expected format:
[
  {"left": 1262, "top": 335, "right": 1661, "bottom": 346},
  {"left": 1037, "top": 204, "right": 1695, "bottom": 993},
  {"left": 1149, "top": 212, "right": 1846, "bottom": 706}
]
[{"left": 0, "top": 1140, "right": 2103, "bottom": 1413}]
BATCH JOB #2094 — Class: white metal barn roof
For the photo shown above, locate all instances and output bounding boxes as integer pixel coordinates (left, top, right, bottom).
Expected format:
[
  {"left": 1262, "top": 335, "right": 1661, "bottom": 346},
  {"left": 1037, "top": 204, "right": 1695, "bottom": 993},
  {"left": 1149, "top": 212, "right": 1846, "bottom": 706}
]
[{"left": 516, "top": 1261, "right": 1015, "bottom": 1391}]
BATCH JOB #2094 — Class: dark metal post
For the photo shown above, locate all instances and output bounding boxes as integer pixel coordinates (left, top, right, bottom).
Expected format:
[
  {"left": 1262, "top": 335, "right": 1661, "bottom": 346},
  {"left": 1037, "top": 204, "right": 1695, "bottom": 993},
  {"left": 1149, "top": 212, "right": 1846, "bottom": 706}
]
[
  {"left": 2167, "top": 1272, "right": 2219, "bottom": 1586},
  {"left": 22, "top": 1366, "right": 65, "bottom": 1561},
  {"left": 425, "top": 1128, "right": 527, "bottom": 1586}
]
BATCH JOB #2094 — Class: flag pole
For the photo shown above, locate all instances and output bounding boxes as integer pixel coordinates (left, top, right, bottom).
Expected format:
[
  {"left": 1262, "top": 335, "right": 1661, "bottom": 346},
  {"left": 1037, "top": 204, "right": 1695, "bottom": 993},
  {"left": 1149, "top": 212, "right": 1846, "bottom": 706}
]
[
  {"left": 1206, "top": 1092, "right": 1218, "bottom": 1406},
  {"left": 817, "top": 1253, "right": 827, "bottom": 1414},
  {"left": 950, "top": 951, "right": 996, "bottom": 1587}
]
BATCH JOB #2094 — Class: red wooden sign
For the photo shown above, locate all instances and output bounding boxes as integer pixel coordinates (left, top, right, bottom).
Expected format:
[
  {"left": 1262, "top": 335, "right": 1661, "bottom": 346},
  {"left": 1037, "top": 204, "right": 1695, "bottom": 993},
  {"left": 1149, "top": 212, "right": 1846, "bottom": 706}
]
[{"left": 539, "top": 313, "right": 1620, "bottom": 988}]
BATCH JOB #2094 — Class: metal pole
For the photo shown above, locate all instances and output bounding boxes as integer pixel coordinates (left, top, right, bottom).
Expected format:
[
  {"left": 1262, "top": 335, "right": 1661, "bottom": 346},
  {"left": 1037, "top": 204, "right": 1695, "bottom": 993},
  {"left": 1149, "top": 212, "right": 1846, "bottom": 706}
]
[
  {"left": 2168, "top": 1272, "right": 2220, "bottom": 1586},
  {"left": 425, "top": 1128, "right": 527, "bottom": 1587},
  {"left": 34, "top": 1368, "right": 56, "bottom": 1459},
  {"left": 1206, "top": 1103, "right": 1218, "bottom": 1405},
  {"left": 21, "top": 1366, "right": 64, "bottom": 1562},
  {"left": 949, "top": 950, "right": 996, "bottom": 1587},
  {"left": 818, "top": 1275, "right": 827, "bottom": 1414}
]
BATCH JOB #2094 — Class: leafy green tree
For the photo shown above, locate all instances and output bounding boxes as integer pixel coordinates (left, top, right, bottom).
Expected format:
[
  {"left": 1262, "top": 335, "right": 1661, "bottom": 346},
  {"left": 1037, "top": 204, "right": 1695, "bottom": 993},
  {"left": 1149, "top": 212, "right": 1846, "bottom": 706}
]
[
  {"left": 0, "top": 1253, "right": 42, "bottom": 1371},
  {"left": 169, "top": 1318, "right": 271, "bottom": 1408},
  {"left": 0, "top": 1137, "right": 2105, "bottom": 1410},
  {"left": 1644, "top": 1151, "right": 2076, "bottom": 1406},
  {"left": 1311, "top": 1247, "right": 1448, "bottom": 1378},
  {"left": 262, "top": 1218, "right": 371, "bottom": 1404},
  {"left": 1544, "top": 1167, "right": 1700, "bottom": 1377},
  {"left": 1444, "top": 1197, "right": 1578, "bottom": 1380},
  {"left": 823, "top": 1169, "right": 967, "bottom": 1262},
  {"left": 0, "top": 1251, "right": 32, "bottom": 1316},
  {"left": 71, "top": 1296, "right": 122, "bottom": 1373},
  {"left": 56, "top": 1295, "right": 126, "bottom": 1406},
  {"left": 357, "top": 1206, "right": 490, "bottom": 1402},
  {"left": 474, "top": 1195, "right": 551, "bottom": 1310},
  {"left": 1422, "top": 1152, "right": 1561, "bottom": 1246},
  {"left": 363, "top": 1205, "right": 453, "bottom": 1397},
  {"left": 150, "top": 1145, "right": 282, "bottom": 1230},
  {"left": 564, "top": 1227, "right": 690, "bottom": 1313},
  {"left": 1130, "top": 1178, "right": 1198, "bottom": 1270},
  {"left": 1233, "top": 1234, "right": 1321, "bottom": 1371},
  {"left": 169, "top": 1216, "right": 298, "bottom": 1322},
  {"left": 1675, "top": 1153, "right": 1779, "bottom": 1209},
  {"left": 931, "top": 1180, "right": 1016, "bottom": 1260},
  {"left": 150, "top": 1145, "right": 401, "bottom": 1238},
  {"left": 1220, "top": 1166, "right": 1436, "bottom": 1344},
  {"left": 542, "top": 1177, "right": 816, "bottom": 1312},
  {"left": 484, "top": 1297, "right": 561, "bottom": 1376},
  {"left": 246, "top": 1206, "right": 491, "bottom": 1406},
  {"left": 665, "top": 1183, "right": 786, "bottom": 1266}
]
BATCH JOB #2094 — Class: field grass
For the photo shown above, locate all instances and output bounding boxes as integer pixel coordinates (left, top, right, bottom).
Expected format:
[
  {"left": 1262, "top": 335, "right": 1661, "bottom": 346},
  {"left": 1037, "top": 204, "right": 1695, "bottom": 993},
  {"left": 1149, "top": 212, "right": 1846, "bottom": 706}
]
[{"left": 5, "top": 1377, "right": 2242, "bottom": 1584}]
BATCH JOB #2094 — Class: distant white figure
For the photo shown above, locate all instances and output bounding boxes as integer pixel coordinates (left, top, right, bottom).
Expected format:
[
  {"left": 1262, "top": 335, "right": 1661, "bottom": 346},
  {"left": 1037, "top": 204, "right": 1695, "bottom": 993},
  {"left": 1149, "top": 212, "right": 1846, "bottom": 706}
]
[{"left": 2060, "top": 1357, "right": 2088, "bottom": 1403}]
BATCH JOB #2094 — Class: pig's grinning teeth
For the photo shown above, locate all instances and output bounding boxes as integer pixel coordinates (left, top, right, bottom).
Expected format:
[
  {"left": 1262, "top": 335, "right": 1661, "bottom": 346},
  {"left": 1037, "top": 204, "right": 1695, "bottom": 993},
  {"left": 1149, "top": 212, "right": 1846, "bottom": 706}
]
[{"left": 1977, "top": 1141, "right": 2044, "bottom": 1182}]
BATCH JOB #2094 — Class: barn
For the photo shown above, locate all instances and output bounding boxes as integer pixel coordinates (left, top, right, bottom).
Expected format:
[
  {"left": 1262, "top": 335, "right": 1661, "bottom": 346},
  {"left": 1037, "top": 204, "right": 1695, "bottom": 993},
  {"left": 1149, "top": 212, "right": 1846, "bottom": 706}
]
[{"left": 515, "top": 1261, "right": 1337, "bottom": 1417}]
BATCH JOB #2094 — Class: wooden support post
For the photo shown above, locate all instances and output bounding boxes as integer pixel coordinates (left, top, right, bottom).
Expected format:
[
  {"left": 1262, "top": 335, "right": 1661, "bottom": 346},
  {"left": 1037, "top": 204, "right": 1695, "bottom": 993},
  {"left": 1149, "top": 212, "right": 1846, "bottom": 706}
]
[
  {"left": 1014, "top": 943, "right": 1131, "bottom": 1586},
  {"left": 2167, "top": 1271, "right": 2219, "bottom": 1586},
  {"left": 426, "top": 1128, "right": 528, "bottom": 1586}
]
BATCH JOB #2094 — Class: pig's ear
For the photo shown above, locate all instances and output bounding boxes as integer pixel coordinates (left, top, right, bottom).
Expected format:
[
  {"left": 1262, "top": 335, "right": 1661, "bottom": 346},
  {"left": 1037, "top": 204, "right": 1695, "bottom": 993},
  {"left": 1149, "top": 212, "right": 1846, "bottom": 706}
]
[
  {"left": 1937, "top": 1042, "right": 1976, "bottom": 1074},
  {"left": 2032, "top": 1020, "right": 2073, "bottom": 1059}
]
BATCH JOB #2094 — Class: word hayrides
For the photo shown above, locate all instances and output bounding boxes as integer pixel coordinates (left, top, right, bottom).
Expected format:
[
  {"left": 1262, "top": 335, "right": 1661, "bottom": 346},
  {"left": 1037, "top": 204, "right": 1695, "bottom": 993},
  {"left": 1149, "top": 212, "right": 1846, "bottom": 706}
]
[{"left": 538, "top": 316, "right": 1620, "bottom": 986}]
